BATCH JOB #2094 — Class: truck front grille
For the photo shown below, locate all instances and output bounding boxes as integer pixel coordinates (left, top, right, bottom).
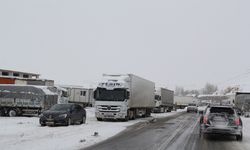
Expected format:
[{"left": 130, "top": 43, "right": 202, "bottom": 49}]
[{"left": 98, "top": 105, "right": 121, "bottom": 112}]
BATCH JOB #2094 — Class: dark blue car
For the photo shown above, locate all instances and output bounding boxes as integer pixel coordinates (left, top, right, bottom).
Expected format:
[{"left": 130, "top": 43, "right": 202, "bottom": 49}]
[{"left": 39, "top": 103, "right": 86, "bottom": 126}]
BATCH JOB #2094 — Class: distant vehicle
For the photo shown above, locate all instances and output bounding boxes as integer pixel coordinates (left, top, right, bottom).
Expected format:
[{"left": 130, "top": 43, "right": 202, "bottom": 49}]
[
  {"left": 0, "top": 85, "right": 61, "bottom": 116},
  {"left": 244, "top": 112, "right": 250, "bottom": 118},
  {"left": 200, "top": 105, "right": 243, "bottom": 141},
  {"left": 39, "top": 104, "right": 86, "bottom": 126},
  {"left": 153, "top": 88, "right": 174, "bottom": 113},
  {"left": 187, "top": 103, "right": 198, "bottom": 113},
  {"left": 197, "top": 103, "right": 209, "bottom": 114},
  {"left": 174, "top": 96, "right": 198, "bottom": 109},
  {"left": 94, "top": 74, "right": 155, "bottom": 121},
  {"left": 235, "top": 92, "right": 250, "bottom": 112}
]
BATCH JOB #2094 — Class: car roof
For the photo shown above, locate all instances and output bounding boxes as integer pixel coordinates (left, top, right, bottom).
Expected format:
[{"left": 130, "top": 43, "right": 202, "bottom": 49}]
[{"left": 209, "top": 105, "right": 234, "bottom": 108}]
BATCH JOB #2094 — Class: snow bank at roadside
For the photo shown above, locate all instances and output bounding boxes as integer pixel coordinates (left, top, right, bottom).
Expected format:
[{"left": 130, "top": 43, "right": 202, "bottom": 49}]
[
  {"left": 0, "top": 108, "right": 185, "bottom": 150},
  {"left": 241, "top": 117, "right": 250, "bottom": 147}
]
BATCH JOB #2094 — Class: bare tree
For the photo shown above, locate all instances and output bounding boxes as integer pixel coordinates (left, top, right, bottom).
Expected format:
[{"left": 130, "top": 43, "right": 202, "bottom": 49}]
[
  {"left": 202, "top": 83, "right": 218, "bottom": 94},
  {"left": 175, "top": 87, "right": 200, "bottom": 96},
  {"left": 175, "top": 86, "right": 185, "bottom": 96},
  {"left": 224, "top": 86, "right": 240, "bottom": 94}
]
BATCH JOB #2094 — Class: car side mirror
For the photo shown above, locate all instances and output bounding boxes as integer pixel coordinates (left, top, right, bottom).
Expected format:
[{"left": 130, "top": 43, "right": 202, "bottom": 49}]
[{"left": 237, "top": 112, "right": 242, "bottom": 116}]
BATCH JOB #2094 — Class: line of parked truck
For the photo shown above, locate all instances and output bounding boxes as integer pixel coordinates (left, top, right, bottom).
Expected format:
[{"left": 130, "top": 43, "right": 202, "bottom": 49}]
[{"left": 0, "top": 74, "right": 175, "bottom": 122}]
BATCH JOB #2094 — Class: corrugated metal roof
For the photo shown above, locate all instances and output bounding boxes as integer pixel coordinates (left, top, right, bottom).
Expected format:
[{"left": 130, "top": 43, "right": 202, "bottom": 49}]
[{"left": 0, "top": 69, "right": 40, "bottom": 76}]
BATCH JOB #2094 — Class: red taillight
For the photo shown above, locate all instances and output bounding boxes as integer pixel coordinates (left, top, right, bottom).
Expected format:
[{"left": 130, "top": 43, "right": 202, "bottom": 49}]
[
  {"left": 235, "top": 118, "right": 241, "bottom": 126},
  {"left": 203, "top": 116, "right": 208, "bottom": 124}
]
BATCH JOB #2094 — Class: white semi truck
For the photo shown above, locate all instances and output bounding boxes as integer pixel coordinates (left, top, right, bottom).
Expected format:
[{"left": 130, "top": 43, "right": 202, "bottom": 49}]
[
  {"left": 94, "top": 74, "right": 155, "bottom": 121},
  {"left": 153, "top": 87, "right": 174, "bottom": 113}
]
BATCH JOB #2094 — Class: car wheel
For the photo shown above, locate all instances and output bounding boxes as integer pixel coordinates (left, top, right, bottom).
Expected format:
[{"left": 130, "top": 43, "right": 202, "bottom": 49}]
[
  {"left": 236, "top": 132, "right": 243, "bottom": 141},
  {"left": 66, "top": 118, "right": 72, "bottom": 126},
  {"left": 8, "top": 109, "right": 17, "bottom": 117}
]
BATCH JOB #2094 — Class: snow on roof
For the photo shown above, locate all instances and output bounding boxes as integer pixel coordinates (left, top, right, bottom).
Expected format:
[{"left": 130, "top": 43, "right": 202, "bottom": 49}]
[
  {"left": 0, "top": 84, "right": 57, "bottom": 95},
  {"left": 0, "top": 69, "right": 40, "bottom": 76},
  {"left": 58, "top": 84, "right": 95, "bottom": 89}
]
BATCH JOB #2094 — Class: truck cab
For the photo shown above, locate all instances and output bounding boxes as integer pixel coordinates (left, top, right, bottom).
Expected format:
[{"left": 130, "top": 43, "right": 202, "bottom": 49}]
[
  {"left": 94, "top": 76, "right": 130, "bottom": 121},
  {"left": 94, "top": 74, "right": 155, "bottom": 121}
]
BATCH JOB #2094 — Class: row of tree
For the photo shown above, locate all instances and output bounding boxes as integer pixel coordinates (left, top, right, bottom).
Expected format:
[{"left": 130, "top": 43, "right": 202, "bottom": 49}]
[{"left": 175, "top": 83, "right": 239, "bottom": 96}]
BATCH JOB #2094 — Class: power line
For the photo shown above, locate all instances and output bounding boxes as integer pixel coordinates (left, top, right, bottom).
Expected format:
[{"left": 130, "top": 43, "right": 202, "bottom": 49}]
[{"left": 217, "top": 70, "right": 250, "bottom": 86}]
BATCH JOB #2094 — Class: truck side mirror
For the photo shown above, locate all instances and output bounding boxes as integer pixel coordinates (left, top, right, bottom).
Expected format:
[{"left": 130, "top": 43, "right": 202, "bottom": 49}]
[
  {"left": 94, "top": 90, "right": 97, "bottom": 99},
  {"left": 126, "top": 91, "right": 130, "bottom": 99}
]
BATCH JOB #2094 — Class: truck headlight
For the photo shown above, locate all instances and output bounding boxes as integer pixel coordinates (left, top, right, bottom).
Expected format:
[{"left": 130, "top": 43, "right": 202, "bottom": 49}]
[{"left": 58, "top": 114, "right": 67, "bottom": 118}]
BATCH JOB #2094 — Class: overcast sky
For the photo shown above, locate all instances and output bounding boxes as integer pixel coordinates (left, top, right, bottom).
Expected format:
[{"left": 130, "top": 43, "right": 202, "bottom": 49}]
[{"left": 0, "top": 0, "right": 249, "bottom": 90}]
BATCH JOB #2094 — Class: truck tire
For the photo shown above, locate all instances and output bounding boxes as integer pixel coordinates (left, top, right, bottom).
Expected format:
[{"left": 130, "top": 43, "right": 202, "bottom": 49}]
[
  {"left": 97, "top": 118, "right": 103, "bottom": 121},
  {"left": 128, "top": 110, "right": 136, "bottom": 120},
  {"left": 124, "top": 116, "right": 129, "bottom": 121},
  {"left": 146, "top": 109, "right": 151, "bottom": 117},
  {"left": 8, "top": 109, "right": 17, "bottom": 117},
  {"left": 0, "top": 109, "right": 4, "bottom": 116}
]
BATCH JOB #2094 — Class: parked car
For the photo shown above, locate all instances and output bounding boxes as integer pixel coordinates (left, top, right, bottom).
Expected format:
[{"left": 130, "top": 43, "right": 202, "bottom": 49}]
[
  {"left": 187, "top": 103, "right": 198, "bottom": 113},
  {"left": 39, "top": 103, "right": 86, "bottom": 126},
  {"left": 200, "top": 105, "right": 243, "bottom": 141}
]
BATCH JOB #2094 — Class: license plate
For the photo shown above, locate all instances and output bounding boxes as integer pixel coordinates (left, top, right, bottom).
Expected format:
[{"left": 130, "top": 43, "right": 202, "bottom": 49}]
[
  {"left": 46, "top": 122, "right": 54, "bottom": 125},
  {"left": 104, "top": 113, "right": 114, "bottom": 118}
]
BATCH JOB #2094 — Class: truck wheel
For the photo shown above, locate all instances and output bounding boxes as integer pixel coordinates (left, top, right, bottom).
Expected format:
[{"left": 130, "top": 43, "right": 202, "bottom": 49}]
[
  {"left": 128, "top": 110, "right": 135, "bottom": 120},
  {"left": 97, "top": 118, "right": 103, "bottom": 121},
  {"left": 146, "top": 109, "right": 151, "bottom": 117},
  {"left": 124, "top": 116, "right": 129, "bottom": 121},
  {"left": 8, "top": 109, "right": 17, "bottom": 117},
  {"left": 0, "top": 110, "right": 4, "bottom": 116}
]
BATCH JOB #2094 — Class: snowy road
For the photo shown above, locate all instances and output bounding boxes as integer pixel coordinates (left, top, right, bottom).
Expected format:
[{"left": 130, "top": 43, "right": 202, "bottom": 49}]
[
  {"left": 0, "top": 108, "right": 185, "bottom": 150},
  {"left": 84, "top": 113, "right": 250, "bottom": 150}
]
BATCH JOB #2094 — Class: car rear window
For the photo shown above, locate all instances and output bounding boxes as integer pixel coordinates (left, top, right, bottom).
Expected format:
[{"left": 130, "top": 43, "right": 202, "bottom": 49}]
[
  {"left": 188, "top": 103, "right": 196, "bottom": 106},
  {"left": 209, "top": 107, "right": 235, "bottom": 115}
]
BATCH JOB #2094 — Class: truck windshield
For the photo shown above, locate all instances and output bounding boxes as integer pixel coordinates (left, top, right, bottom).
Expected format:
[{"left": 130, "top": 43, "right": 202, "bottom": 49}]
[{"left": 95, "top": 88, "right": 126, "bottom": 101}]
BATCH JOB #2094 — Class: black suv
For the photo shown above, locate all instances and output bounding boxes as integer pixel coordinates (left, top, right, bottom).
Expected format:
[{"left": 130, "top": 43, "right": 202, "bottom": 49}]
[
  {"left": 200, "top": 105, "right": 243, "bottom": 141},
  {"left": 39, "top": 104, "right": 86, "bottom": 126}
]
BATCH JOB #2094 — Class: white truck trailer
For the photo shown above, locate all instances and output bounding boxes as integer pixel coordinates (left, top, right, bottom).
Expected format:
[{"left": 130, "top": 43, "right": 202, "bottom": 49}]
[
  {"left": 0, "top": 85, "right": 60, "bottom": 116},
  {"left": 153, "top": 87, "right": 174, "bottom": 113},
  {"left": 174, "top": 96, "right": 198, "bottom": 109},
  {"left": 61, "top": 85, "right": 94, "bottom": 107},
  {"left": 94, "top": 74, "right": 155, "bottom": 121}
]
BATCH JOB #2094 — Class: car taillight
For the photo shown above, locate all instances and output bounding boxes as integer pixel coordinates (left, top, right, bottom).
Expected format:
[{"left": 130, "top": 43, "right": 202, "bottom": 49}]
[
  {"left": 235, "top": 118, "right": 241, "bottom": 126},
  {"left": 203, "top": 116, "right": 208, "bottom": 124}
]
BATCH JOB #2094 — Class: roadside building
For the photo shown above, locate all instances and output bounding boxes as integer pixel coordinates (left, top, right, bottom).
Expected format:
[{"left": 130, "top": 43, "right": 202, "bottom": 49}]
[{"left": 0, "top": 69, "right": 54, "bottom": 86}]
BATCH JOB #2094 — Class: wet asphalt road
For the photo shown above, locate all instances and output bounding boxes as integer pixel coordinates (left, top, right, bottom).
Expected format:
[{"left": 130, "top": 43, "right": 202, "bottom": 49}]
[{"left": 83, "top": 112, "right": 248, "bottom": 150}]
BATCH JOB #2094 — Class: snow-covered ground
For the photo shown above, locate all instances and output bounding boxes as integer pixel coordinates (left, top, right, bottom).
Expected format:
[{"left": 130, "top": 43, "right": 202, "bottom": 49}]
[
  {"left": 0, "top": 108, "right": 185, "bottom": 150},
  {"left": 241, "top": 117, "right": 250, "bottom": 147}
]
